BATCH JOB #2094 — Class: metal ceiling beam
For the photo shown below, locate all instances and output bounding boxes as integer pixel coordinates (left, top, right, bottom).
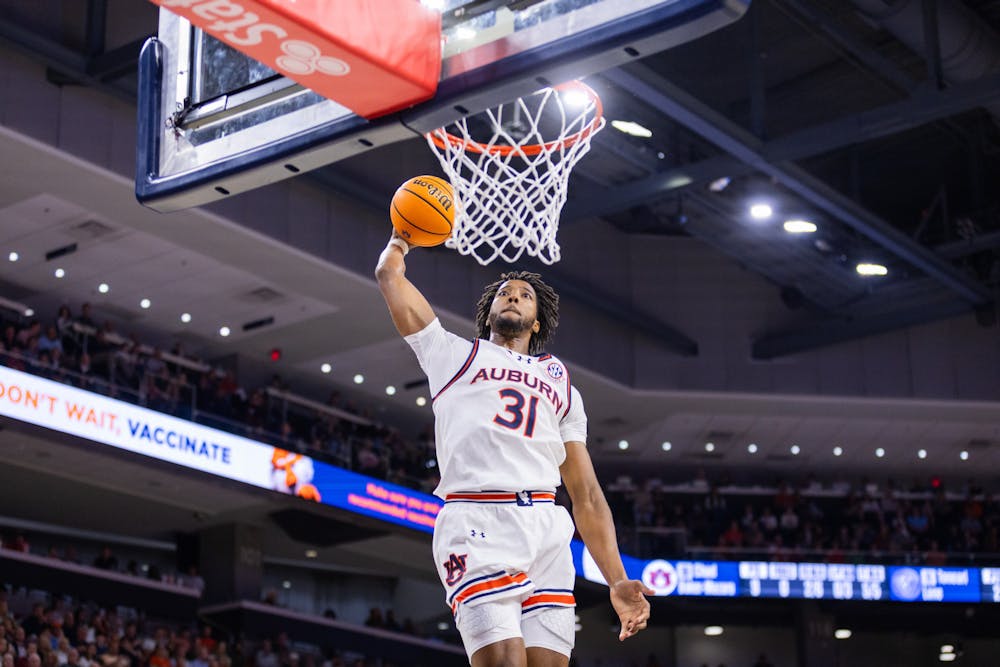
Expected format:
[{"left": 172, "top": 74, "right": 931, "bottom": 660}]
[
  {"left": 764, "top": 71, "right": 1000, "bottom": 161},
  {"left": 562, "top": 154, "right": 748, "bottom": 223},
  {"left": 577, "top": 71, "right": 1000, "bottom": 224},
  {"left": 775, "top": 0, "right": 918, "bottom": 94},
  {"left": 752, "top": 298, "right": 971, "bottom": 359},
  {"left": 602, "top": 64, "right": 992, "bottom": 306},
  {"left": 86, "top": 38, "right": 147, "bottom": 81}
]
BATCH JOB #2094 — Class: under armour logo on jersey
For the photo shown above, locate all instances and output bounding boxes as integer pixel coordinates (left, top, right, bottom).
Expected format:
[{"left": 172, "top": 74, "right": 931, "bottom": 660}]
[
  {"left": 444, "top": 553, "right": 468, "bottom": 586},
  {"left": 546, "top": 362, "right": 564, "bottom": 380}
]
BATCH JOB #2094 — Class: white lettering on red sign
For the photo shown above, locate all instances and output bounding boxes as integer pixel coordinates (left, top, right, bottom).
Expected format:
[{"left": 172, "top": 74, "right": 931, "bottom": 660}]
[{"left": 157, "top": 0, "right": 350, "bottom": 77}]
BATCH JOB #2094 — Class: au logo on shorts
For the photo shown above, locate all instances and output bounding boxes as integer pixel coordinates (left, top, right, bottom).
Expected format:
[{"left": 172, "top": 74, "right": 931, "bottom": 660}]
[{"left": 444, "top": 553, "right": 468, "bottom": 586}]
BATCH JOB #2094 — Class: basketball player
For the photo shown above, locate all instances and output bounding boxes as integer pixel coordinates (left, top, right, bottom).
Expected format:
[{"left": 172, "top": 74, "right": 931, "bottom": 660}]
[{"left": 376, "top": 233, "right": 653, "bottom": 667}]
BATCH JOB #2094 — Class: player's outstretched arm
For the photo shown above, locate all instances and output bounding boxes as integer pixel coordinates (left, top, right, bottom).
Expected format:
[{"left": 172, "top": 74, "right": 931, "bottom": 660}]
[
  {"left": 375, "top": 232, "right": 436, "bottom": 337},
  {"left": 560, "top": 441, "right": 654, "bottom": 641}
]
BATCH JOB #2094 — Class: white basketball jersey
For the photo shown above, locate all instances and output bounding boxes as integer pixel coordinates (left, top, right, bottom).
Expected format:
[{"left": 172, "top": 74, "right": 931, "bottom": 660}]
[{"left": 405, "top": 318, "right": 587, "bottom": 498}]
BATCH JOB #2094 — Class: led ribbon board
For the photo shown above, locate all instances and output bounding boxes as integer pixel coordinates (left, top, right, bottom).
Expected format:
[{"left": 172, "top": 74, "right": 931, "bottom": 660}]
[{"left": 0, "top": 365, "right": 440, "bottom": 532}]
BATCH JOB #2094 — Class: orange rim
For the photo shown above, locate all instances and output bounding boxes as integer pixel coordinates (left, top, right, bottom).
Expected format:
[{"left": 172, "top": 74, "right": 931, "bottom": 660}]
[{"left": 427, "top": 81, "right": 604, "bottom": 157}]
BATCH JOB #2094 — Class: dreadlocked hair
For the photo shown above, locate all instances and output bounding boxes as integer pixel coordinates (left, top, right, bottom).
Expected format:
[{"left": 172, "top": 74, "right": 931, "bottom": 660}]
[{"left": 474, "top": 271, "right": 559, "bottom": 356}]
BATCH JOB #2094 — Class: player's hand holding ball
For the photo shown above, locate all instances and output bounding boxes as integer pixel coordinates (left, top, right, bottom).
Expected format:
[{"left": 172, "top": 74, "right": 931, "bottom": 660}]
[{"left": 390, "top": 175, "right": 455, "bottom": 248}]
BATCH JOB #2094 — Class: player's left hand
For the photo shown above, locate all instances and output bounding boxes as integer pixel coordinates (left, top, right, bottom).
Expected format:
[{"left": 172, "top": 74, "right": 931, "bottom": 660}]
[{"left": 610, "top": 579, "right": 654, "bottom": 641}]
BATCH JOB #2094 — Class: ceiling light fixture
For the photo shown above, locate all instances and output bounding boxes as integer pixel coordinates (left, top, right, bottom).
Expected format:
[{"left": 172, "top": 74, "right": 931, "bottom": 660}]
[
  {"left": 618, "top": 440, "right": 629, "bottom": 451},
  {"left": 320, "top": 363, "right": 332, "bottom": 374},
  {"left": 959, "top": 450, "right": 969, "bottom": 461},
  {"left": 705, "top": 442, "right": 715, "bottom": 452},
  {"left": 7, "top": 251, "right": 18, "bottom": 262},
  {"left": 54, "top": 268, "right": 65, "bottom": 278},
  {"left": 139, "top": 298, "right": 151, "bottom": 309},
  {"left": 708, "top": 176, "right": 731, "bottom": 192},
  {"left": 304, "top": 549, "right": 318, "bottom": 558},
  {"left": 748, "top": 443, "right": 758, "bottom": 454},
  {"left": 416, "top": 396, "right": 427, "bottom": 406},
  {"left": 98, "top": 283, "right": 110, "bottom": 294},
  {"left": 385, "top": 385, "right": 397, "bottom": 396},
  {"left": 833, "top": 446, "right": 843, "bottom": 456},
  {"left": 24, "top": 308, "right": 34, "bottom": 317},
  {"left": 353, "top": 374, "right": 364, "bottom": 384},
  {"left": 704, "top": 625, "right": 724, "bottom": 636},
  {"left": 749, "top": 203, "right": 773, "bottom": 220},
  {"left": 790, "top": 445, "right": 800, "bottom": 455},
  {"left": 783, "top": 219, "right": 817, "bottom": 233},
  {"left": 610, "top": 120, "right": 653, "bottom": 138},
  {"left": 180, "top": 313, "right": 192, "bottom": 323},
  {"left": 876, "top": 447, "right": 885, "bottom": 458},
  {"left": 219, "top": 326, "right": 231, "bottom": 337},
  {"left": 918, "top": 449, "right": 927, "bottom": 459},
  {"left": 856, "top": 263, "right": 888, "bottom": 276},
  {"left": 661, "top": 441, "right": 672, "bottom": 451},
  {"left": 834, "top": 629, "right": 852, "bottom": 640}
]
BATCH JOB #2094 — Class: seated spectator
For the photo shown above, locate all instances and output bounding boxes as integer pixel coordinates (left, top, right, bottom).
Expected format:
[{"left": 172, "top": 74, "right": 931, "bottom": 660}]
[
  {"left": 37, "top": 326, "right": 63, "bottom": 356},
  {"left": 92, "top": 546, "right": 118, "bottom": 571}
]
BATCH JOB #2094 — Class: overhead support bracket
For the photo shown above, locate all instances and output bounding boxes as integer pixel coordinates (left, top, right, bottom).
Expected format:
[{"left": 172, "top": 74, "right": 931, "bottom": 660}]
[{"left": 602, "top": 64, "right": 992, "bottom": 306}]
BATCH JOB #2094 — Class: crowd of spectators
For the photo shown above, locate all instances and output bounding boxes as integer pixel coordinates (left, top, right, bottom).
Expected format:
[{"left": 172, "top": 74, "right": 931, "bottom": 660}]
[
  {"left": 0, "top": 586, "right": 417, "bottom": 667},
  {"left": 609, "top": 473, "right": 1000, "bottom": 565},
  {"left": 3, "top": 304, "right": 1000, "bottom": 567}
]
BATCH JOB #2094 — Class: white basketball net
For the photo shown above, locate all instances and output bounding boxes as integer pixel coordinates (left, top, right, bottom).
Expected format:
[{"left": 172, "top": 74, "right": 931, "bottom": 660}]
[{"left": 426, "top": 81, "right": 605, "bottom": 265}]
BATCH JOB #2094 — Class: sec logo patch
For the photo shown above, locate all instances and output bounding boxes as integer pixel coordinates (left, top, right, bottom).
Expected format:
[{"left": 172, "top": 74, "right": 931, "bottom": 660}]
[{"left": 546, "top": 362, "right": 564, "bottom": 380}]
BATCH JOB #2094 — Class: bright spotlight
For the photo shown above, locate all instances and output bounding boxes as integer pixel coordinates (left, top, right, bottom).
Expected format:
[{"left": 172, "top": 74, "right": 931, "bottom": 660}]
[
  {"left": 416, "top": 396, "right": 427, "bottom": 406},
  {"left": 617, "top": 440, "right": 629, "bottom": 451},
  {"left": 385, "top": 385, "right": 397, "bottom": 396},
  {"left": 54, "top": 268, "right": 65, "bottom": 278},
  {"left": 875, "top": 447, "right": 885, "bottom": 458},
  {"left": 856, "top": 263, "right": 888, "bottom": 276},
  {"left": 320, "top": 363, "right": 332, "bottom": 374},
  {"left": 790, "top": 445, "right": 800, "bottom": 455},
  {"left": 783, "top": 219, "right": 817, "bottom": 233},
  {"left": 704, "top": 442, "right": 715, "bottom": 452},
  {"left": 748, "top": 443, "right": 758, "bottom": 453},
  {"left": 180, "top": 312, "right": 192, "bottom": 323},
  {"left": 704, "top": 626, "right": 724, "bottom": 636},
  {"left": 139, "top": 298, "right": 151, "bottom": 309},
  {"left": 959, "top": 450, "right": 969, "bottom": 461},
  {"left": 219, "top": 326, "right": 230, "bottom": 337},
  {"left": 98, "top": 283, "right": 110, "bottom": 294},
  {"left": 834, "top": 629, "right": 852, "bottom": 640},
  {"left": 610, "top": 120, "right": 652, "bottom": 138},
  {"left": 661, "top": 441, "right": 672, "bottom": 451},
  {"left": 918, "top": 449, "right": 927, "bottom": 459},
  {"left": 353, "top": 374, "right": 364, "bottom": 384},
  {"left": 749, "top": 203, "right": 773, "bottom": 220},
  {"left": 833, "top": 446, "right": 843, "bottom": 456}
]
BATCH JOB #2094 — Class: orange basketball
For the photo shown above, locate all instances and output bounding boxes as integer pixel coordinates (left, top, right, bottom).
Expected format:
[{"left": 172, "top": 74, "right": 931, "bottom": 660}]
[{"left": 390, "top": 175, "right": 455, "bottom": 247}]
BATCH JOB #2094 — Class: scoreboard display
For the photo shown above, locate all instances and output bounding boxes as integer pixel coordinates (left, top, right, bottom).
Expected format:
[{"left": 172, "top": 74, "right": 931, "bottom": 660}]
[{"left": 573, "top": 544, "right": 1000, "bottom": 604}]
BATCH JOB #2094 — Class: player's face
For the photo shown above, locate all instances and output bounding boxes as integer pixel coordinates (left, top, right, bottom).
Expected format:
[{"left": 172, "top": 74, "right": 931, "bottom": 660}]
[{"left": 489, "top": 279, "right": 541, "bottom": 337}]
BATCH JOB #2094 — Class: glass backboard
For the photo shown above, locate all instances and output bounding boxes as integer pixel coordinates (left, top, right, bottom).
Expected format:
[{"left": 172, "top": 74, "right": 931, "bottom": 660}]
[{"left": 137, "top": 0, "right": 750, "bottom": 212}]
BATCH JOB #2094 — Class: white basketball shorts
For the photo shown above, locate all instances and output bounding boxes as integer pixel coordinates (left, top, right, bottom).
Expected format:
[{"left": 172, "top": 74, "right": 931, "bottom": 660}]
[{"left": 432, "top": 490, "right": 577, "bottom": 658}]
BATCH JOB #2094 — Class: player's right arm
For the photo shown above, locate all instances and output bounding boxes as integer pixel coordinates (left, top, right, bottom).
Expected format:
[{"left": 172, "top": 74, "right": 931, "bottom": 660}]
[{"left": 375, "top": 233, "right": 436, "bottom": 337}]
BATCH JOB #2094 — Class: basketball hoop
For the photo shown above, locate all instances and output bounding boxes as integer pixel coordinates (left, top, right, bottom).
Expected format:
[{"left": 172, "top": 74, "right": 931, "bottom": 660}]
[{"left": 426, "top": 81, "right": 605, "bottom": 265}]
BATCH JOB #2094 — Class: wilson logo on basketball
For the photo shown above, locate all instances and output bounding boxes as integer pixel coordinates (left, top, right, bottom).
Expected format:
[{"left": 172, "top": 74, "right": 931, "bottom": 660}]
[
  {"left": 156, "top": 0, "right": 350, "bottom": 78},
  {"left": 413, "top": 179, "right": 454, "bottom": 212}
]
